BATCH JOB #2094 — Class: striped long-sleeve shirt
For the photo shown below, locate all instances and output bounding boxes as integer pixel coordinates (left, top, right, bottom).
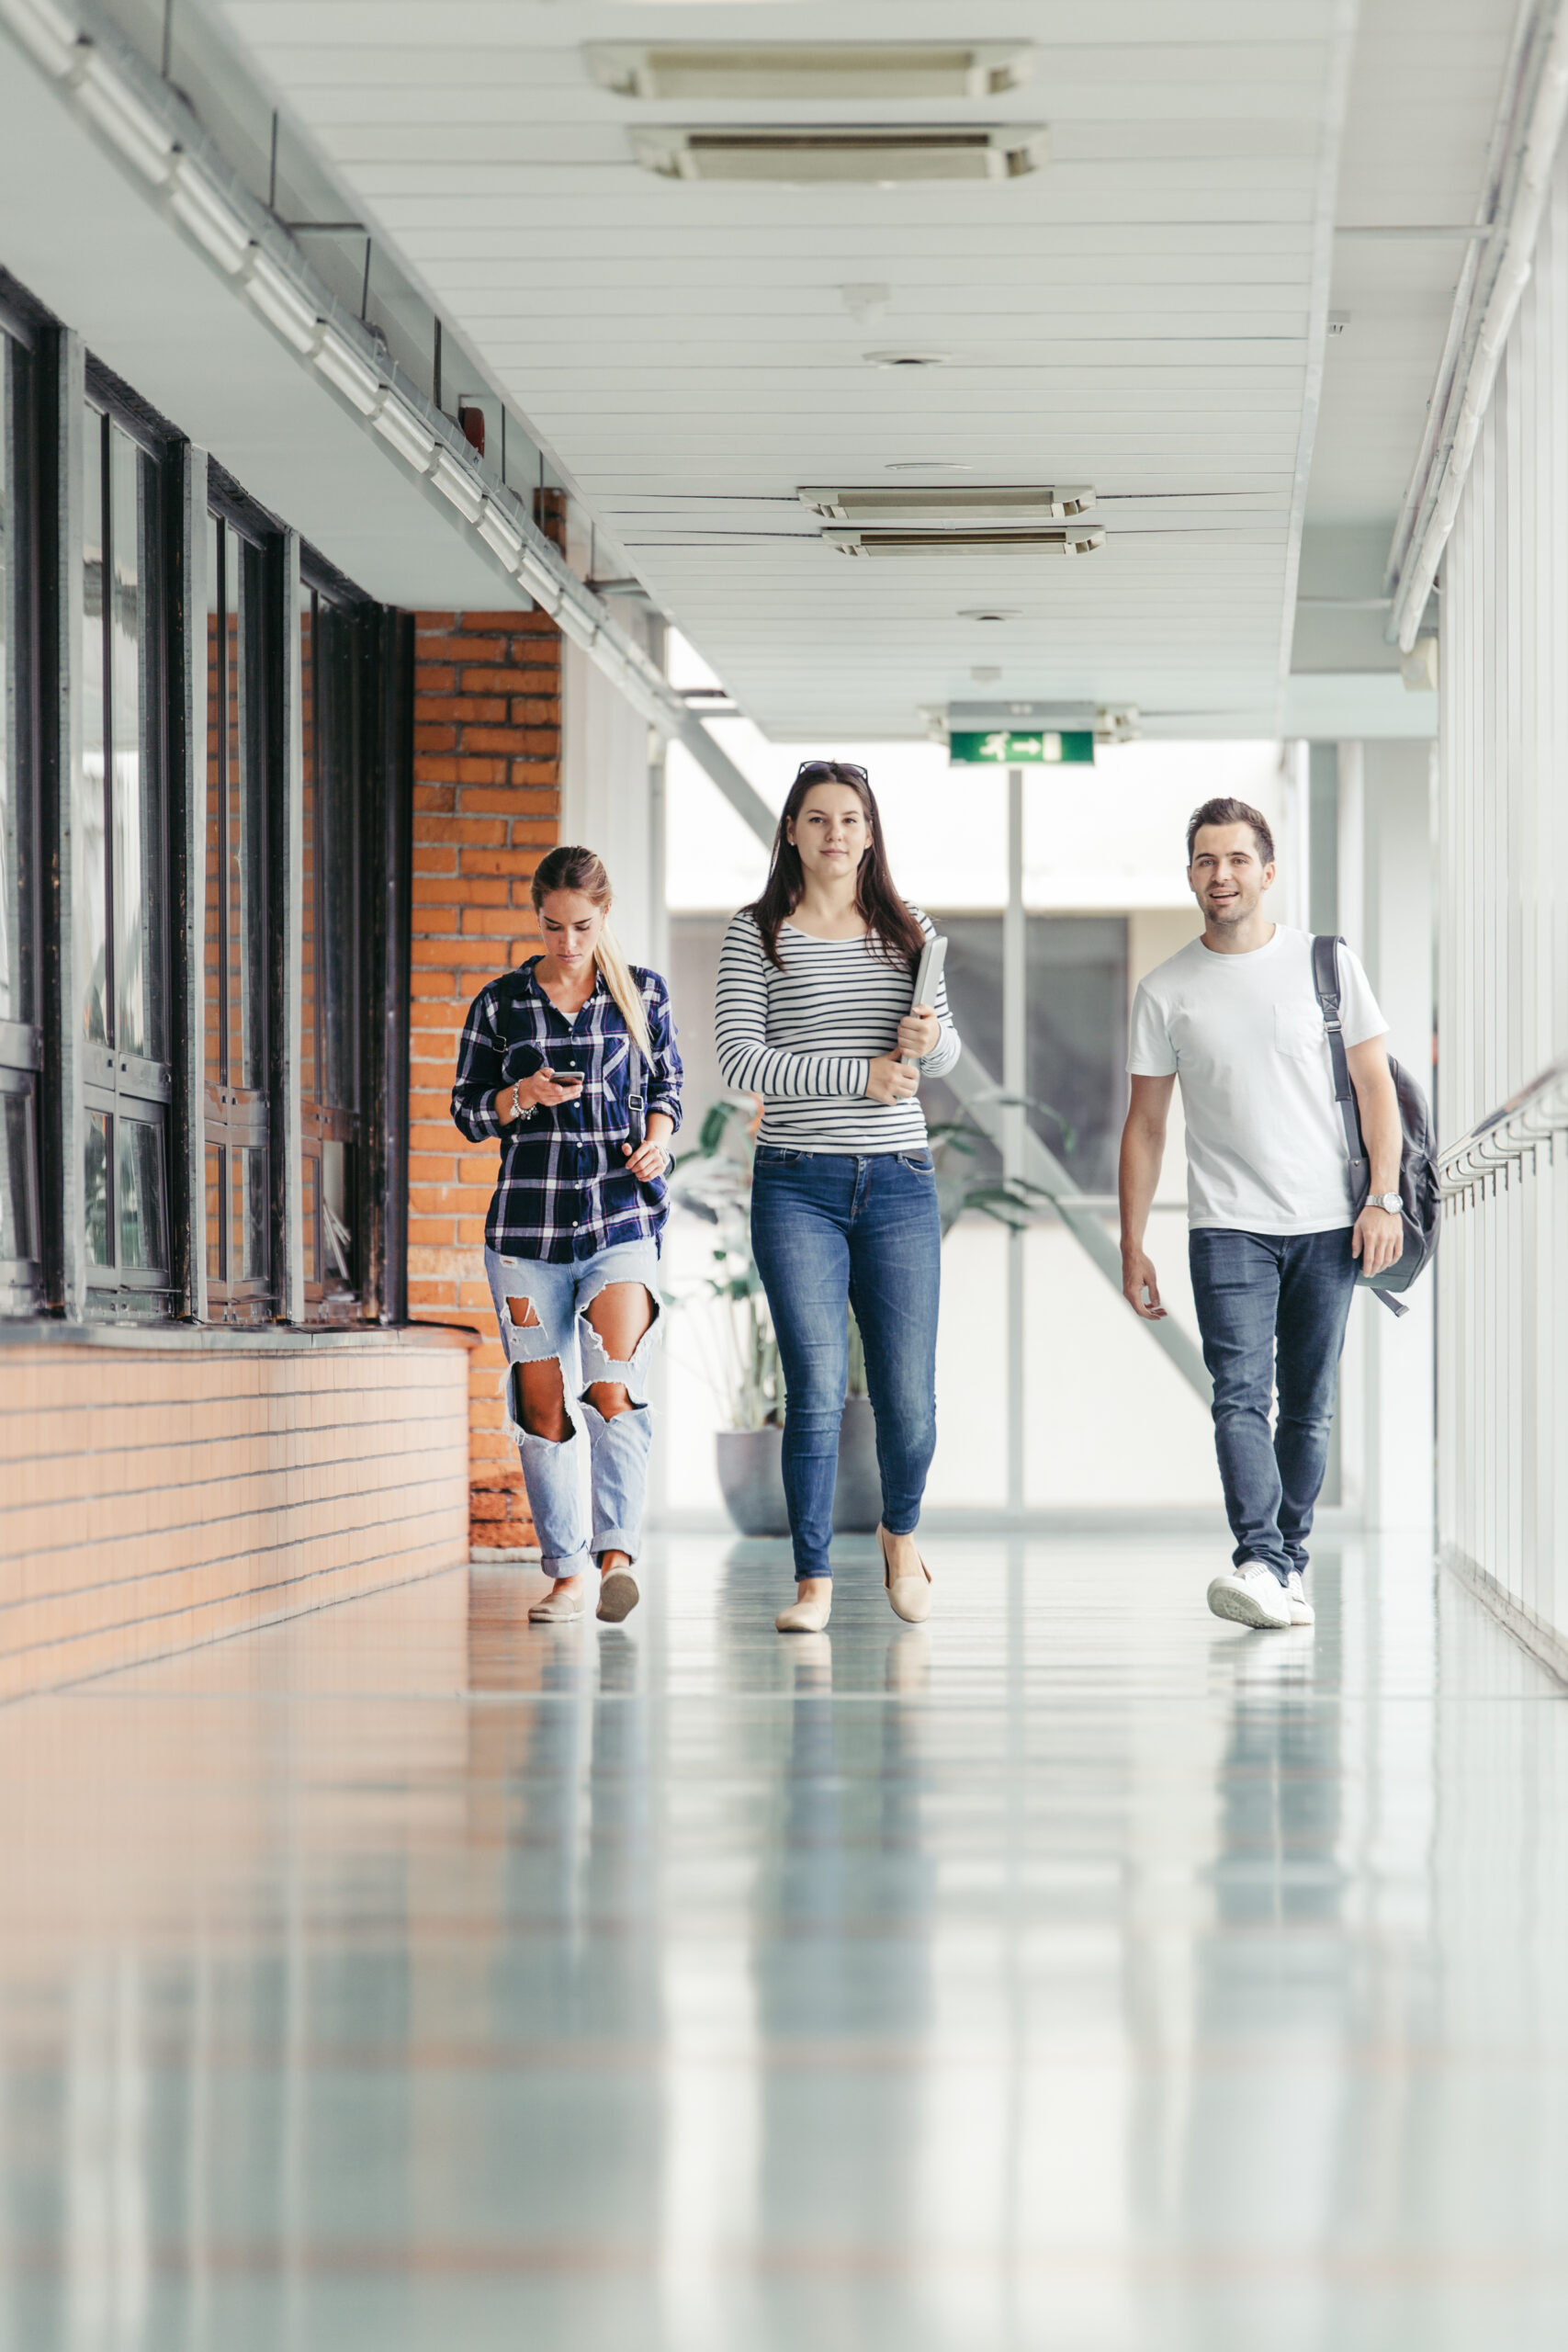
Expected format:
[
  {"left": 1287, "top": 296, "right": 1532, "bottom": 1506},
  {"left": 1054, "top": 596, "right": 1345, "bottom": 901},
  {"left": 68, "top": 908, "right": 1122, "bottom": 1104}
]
[{"left": 714, "top": 908, "right": 961, "bottom": 1154}]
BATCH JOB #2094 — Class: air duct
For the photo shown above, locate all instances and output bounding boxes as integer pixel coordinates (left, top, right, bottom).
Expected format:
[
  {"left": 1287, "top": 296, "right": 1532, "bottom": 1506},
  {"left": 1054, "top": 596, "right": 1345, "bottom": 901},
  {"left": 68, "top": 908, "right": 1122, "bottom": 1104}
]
[
  {"left": 800, "top": 484, "right": 1095, "bottom": 526},
  {"left": 588, "top": 41, "right": 1034, "bottom": 101},
  {"left": 629, "top": 125, "right": 1048, "bottom": 183}
]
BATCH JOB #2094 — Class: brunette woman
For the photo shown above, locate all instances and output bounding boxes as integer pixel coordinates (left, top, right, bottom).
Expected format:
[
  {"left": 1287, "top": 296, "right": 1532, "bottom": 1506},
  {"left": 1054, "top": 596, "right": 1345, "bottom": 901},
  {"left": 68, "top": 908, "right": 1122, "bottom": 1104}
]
[
  {"left": 451, "top": 846, "right": 682, "bottom": 1623},
  {"left": 714, "top": 760, "right": 960, "bottom": 1632}
]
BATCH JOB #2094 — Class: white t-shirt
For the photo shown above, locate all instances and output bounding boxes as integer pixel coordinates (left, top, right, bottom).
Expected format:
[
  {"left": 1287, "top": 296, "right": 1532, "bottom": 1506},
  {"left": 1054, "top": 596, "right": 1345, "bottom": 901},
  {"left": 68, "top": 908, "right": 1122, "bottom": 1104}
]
[{"left": 1126, "top": 926, "right": 1386, "bottom": 1234}]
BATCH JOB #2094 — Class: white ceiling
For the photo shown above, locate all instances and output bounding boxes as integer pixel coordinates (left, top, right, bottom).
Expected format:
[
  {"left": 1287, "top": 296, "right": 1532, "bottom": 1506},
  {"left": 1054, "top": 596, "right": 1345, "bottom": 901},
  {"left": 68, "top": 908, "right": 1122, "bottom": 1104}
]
[{"left": 209, "top": 0, "right": 1516, "bottom": 738}]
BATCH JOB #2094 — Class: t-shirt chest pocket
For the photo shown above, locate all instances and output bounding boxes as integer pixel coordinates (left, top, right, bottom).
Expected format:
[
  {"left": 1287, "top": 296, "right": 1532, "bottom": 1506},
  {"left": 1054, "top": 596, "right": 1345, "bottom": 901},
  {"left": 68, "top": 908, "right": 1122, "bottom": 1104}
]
[{"left": 1274, "top": 1004, "right": 1325, "bottom": 1060}]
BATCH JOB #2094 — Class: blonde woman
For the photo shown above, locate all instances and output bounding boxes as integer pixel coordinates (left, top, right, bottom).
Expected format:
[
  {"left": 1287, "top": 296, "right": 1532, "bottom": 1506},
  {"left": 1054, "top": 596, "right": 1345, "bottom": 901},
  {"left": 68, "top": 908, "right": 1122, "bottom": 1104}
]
[{"left": 451, "top": 846, "right": 682, "bottom": 1624}]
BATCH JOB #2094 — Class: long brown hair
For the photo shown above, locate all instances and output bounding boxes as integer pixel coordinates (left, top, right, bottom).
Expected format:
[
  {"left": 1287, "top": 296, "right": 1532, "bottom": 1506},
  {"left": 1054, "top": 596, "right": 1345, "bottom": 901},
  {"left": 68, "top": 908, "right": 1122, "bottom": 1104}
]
[
  {"left": 531, "top": 843, "right": 652, "bottom": 1059},
  {"left": 745, "top": 760, "right": 926, "bottom": 972}
]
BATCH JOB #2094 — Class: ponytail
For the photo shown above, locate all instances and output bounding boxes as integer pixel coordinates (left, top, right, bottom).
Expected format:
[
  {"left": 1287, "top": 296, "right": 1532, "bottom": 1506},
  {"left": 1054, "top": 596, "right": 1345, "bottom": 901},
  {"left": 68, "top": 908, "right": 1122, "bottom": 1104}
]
[
  {"left": 594, "top": 920, "right": 653, "bottom": 1062},
  {"left": 531, "top": 842, "right": 653, "bottom": 1061}
]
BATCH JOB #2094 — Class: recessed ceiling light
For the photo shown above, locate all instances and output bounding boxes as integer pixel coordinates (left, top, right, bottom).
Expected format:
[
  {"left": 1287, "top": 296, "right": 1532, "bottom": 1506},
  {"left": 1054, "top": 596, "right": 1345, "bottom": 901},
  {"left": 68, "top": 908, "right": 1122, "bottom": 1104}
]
[
  {"left": 887, "top": 459, "right": 970, "bottom": 471},
  {"left": 628, "top": 127, "right": 1048, "bottom": 185},
  {"left": 864, "top": 351, "right": 951, "bottom": 369},
  {"left": 800, "top": 484, "right": 1096, "bottom": 525},
  {"left": 587, "top": 42, "right": 1036, "bottom": 102},
  {"left": 959, "top": 608, "right": 1021, "bottom": 622}
]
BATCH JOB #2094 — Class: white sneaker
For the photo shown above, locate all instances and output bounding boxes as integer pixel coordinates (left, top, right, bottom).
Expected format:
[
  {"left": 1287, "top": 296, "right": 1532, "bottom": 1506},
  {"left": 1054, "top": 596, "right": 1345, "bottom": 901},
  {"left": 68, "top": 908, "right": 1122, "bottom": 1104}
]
[
  {"left": 1207, "top": 1562, "right": 1293, "bottom": 1630},
  {"left": 1285, "top": 1570, "right": 1314, "bottom": 1626}
]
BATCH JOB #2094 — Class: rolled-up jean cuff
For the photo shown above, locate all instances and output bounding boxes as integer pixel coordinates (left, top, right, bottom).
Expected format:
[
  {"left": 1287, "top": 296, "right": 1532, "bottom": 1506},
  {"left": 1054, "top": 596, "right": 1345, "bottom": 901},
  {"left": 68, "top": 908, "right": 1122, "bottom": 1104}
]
[
  {"left": 592, "top": 1526, "right": 639, "bottom": 1563},
  {"left": 542, "top": 1549, "right": 592, "bottom": 1581}
]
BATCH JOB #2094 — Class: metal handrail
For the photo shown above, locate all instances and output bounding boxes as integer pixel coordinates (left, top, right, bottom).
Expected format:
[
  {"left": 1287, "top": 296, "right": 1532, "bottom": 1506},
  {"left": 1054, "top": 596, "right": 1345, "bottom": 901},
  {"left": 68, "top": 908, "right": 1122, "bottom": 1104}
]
[{"left": 1438, "top": 1051, "right": 1568, "bottom": 1200}]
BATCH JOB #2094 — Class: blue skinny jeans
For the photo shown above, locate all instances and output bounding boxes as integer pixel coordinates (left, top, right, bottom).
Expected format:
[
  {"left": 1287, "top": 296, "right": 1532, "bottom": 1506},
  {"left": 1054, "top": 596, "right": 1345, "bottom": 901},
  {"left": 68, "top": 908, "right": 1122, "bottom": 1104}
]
[
  {"left": 1189, "top": 1225, "right": 1358, "bottom": 1587},
  {"left": 750, "top": 1146, "right": 942, "bottom": 1582}
]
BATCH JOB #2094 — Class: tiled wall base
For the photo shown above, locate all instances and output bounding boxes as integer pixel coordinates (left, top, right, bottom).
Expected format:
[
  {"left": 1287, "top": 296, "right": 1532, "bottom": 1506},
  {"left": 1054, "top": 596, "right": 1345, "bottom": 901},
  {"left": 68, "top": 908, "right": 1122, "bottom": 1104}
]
[
  {"left": 0, "top": 1334, "right": 472, "bottom": 1701},
  {"left": 1441, "top": 1543, "right": 1568, "bottom": 1689}
]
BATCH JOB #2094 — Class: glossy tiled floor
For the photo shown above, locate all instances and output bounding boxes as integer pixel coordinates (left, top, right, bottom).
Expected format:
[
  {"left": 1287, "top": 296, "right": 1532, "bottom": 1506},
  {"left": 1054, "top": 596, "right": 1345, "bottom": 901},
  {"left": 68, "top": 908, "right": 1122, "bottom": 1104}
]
[{"left": 2, "top": 1532, "right": 1566, "bottom": 2351}]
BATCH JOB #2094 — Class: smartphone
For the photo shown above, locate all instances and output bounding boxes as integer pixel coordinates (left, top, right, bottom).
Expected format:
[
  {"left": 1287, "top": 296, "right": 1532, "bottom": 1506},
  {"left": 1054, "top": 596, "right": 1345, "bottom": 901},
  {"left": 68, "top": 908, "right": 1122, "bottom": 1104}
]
[{"left": 550, "top": 1046, "right": 586, "bottom": 1091}]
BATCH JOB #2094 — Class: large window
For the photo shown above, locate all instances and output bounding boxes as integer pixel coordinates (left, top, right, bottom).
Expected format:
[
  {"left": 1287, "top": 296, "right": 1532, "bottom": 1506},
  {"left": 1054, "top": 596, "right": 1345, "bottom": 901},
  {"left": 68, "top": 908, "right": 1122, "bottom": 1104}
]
[
  {"left": 203, "top": 507, "right": 273, "bottom": 1319},
  {"left": 299, "top": 583, "right": 366, "bottom": 1316},
  {"left": 79, "top": 397, "right": 173, "bottom": 1316},
  {"left": 0, "top": 315, "right": 41, "bottom": 1315}
]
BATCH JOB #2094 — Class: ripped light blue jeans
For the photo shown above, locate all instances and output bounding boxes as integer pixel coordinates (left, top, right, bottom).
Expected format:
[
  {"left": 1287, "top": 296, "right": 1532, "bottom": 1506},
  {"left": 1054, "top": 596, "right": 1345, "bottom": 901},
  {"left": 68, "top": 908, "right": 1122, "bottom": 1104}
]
[{"left": 484, "top": 1238, "right": 661, "bottom": 1580}]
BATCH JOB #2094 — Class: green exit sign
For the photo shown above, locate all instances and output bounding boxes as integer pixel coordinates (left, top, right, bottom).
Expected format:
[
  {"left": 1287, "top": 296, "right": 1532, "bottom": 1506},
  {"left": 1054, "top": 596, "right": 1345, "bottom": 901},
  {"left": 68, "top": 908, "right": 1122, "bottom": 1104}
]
[{"left": 949, "top": 729, "right": 1095, "bottom": 765}]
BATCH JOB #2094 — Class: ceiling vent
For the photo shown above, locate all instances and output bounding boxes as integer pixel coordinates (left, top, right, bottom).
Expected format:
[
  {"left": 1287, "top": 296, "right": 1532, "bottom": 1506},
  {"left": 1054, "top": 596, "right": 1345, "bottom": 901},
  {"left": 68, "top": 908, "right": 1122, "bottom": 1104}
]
[
  {"left": 628, "top": 126, "right": 1048, "bottom": 184},
  {"left": 588, "top": 43, "right": 1035, "bottom": 102},
  {"left": 824, "top": 525, "right": 1105, "bottom": 558},
  {"left": 800, "top": 484, "right": 1096, "bottom": 526}
]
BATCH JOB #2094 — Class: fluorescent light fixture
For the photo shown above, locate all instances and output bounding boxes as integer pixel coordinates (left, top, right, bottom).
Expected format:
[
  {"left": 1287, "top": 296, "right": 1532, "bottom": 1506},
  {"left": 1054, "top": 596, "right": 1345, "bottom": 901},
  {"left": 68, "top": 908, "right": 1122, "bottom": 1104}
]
[
  {"left": 167, "top": 155, "right": 251, "bottom": 273},
  {"left": 825, "top": 524, "right": 1104, "bottom": 557},
  {"left": 428, "top": 447, "right": 487, "bottom": 524},
  {"left": 0, "top": 0, "right": 78, "bottom": 75},
  {"left": 588, "top": 41, "right": 1033, "bottom": 101},
  {"left": 801, "top": 484, "right": 1096, "bottom": 526},
  {"left": 242, "top": 251, "right": 321, "bottom": 352},
  {"left": 477, "top": 501, "right": 525, "bottom": 569},
  {"left": 629, "top": 125, "right": 1048, "bottom": 184},
  {"left": 368, "top": 394, "right": 434, "bottom": 471},
  {"left": 72, "top": 47, "right": 175, "bottom": 183},
  {"left": 311, "top": 329, "right": 383, "bottom": 415}
]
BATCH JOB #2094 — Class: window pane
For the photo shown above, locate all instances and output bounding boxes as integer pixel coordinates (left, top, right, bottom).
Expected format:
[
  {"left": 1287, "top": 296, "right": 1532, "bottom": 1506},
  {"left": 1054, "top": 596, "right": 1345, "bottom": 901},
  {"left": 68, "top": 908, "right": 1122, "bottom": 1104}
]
[
  {"left": 78, "top": 403, "right": 108, "bottom": 1046},
  {"left": 0, "top": 337, "right": 12, "bottom": 1026},
  {"left": 117, "top": 1114, "right": 168, "bottom": 1273},
  {"left": 205, "top": 511, "right": 222, "bottom": 1091},
  {"left": 316, "top": 601, "right": 359, "bottom": 1111},
  {"left": 0, "top": 1090, "right": 35, "bottom": 1261},
  {"left": 110, "top": 423, "right": 163, "bottom": 1059},
  {"left": 231, "top": 1144, "right": 268, "bottom": 1283},
  {"left": 85, "top": 1108, "right": 110, "bottom": 1264},
  {"left": 232, "top": 536, "right": 266, "bottom": 1091},
  {"left": 1025, "top": 917, "right": 1128, "bottom": 1193},
  {"left": 299, "top": 594, "right": 317, "bottom": 1114},
  {"left": 322, "top": 1136, "right": 352, "bottom": 1285},
  {"left": 300, "top": 1146, "right": 318, "bottom": 1287},
  {"left": 206, "top": 1142, "right": 223, "bottom": 1283}
]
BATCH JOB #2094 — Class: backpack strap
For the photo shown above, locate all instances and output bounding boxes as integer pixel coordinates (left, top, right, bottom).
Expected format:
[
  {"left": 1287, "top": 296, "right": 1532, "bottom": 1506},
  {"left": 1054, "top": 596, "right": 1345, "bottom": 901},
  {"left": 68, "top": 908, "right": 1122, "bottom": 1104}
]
[
  {"left": 625, "top": 1032, "right": 646, "bottom": 1150},
  {"left": 1311, "top": 933, "right": 1371, "bottom": 1209}
]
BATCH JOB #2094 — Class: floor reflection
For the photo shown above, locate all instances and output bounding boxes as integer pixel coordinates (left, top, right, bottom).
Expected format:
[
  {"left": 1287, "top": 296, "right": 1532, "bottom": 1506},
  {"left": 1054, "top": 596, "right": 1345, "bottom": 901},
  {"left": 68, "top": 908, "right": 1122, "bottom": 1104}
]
[{"left": 0, "top": 1535, "right": 1563, "bottom": 2349}]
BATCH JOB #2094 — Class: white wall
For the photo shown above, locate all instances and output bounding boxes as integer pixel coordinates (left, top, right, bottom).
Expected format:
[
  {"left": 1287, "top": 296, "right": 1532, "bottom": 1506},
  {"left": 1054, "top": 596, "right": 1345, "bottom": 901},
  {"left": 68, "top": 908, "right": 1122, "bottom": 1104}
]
[
  {"left": 1436, "top": 144, "right": 1568, "bottom": 1657},
  {"left": 560, "top": 640, "right": 661, "bottom": 968}
]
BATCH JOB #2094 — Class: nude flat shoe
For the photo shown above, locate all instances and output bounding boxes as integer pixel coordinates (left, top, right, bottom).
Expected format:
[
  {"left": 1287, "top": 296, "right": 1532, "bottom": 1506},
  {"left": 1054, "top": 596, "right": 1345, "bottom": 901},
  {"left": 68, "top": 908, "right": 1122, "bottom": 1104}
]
[
  {"left": 528, "top": 1587, "right": 585, "bottom": 1623},
  {"left": 775, "top": 1590, "right": 832, "bottom": 1633},
  {"left": 596, "top": 1568, "right": 639, "bottom": 1623},
  {"left": 877, "top": 1523, "right": 933, "bottom": 1624}
]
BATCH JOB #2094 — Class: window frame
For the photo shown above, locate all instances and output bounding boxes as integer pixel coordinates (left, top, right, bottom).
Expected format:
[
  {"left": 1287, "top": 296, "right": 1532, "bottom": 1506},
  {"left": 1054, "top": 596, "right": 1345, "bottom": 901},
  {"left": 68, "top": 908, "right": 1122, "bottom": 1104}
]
[
  {"left": 0, "top": 284, "right": 44, "bottom": 1317},
  {"left": 78, "top": 364, "right": 180, "bottom": 1317},
  {"left": 202, "top": 476, "right": 285, "bottom": 1323}
]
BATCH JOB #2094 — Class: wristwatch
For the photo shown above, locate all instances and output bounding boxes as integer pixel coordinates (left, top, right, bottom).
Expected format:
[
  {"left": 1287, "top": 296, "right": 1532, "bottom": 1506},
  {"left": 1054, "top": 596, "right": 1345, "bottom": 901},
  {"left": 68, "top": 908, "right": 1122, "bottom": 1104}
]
[{"left": 1369, "top": 1191, "right": 1402, "bottom": 1213}]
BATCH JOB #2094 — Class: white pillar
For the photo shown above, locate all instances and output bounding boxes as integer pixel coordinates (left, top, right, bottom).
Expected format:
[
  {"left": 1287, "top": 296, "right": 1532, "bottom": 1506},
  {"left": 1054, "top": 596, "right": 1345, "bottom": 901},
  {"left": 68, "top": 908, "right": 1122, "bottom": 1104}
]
[{"left": 1339, "top": 740, "right": 1437, "bottom": 1534}]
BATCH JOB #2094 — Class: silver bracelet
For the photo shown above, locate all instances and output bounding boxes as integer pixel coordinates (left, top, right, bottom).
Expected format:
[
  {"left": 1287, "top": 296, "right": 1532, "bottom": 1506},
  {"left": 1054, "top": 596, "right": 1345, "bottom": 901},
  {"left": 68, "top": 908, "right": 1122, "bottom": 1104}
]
[{"left": 509, "top": 1082, "right": 535, "bottom": 1126}]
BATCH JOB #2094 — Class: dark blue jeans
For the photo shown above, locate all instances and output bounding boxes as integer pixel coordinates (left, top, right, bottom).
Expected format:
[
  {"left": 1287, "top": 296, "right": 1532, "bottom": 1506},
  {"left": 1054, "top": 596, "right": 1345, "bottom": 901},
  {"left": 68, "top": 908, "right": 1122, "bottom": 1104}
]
[
  {"left": 750, "top": 1148, "right": 942, "bottom": 1582},
  {"left": 1189, "top": 1226, "right": 1358, "bottom": 1587}
]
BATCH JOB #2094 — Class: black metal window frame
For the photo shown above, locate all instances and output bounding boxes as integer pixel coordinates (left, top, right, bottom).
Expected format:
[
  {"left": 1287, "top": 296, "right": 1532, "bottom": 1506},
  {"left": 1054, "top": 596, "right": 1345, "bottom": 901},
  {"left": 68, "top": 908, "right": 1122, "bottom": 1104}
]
[
  {"left": 204, "top": 469, "right": 285, "bottom": 1323},
  {"left": 79, "top": 362, "right": 181, "bottom": 1319},
  {"left": 0, "top": 263, "right": 412, "bottom": 1343},
  {"left": 0, "top": 281, "right": 44, "bottom": 1317}
]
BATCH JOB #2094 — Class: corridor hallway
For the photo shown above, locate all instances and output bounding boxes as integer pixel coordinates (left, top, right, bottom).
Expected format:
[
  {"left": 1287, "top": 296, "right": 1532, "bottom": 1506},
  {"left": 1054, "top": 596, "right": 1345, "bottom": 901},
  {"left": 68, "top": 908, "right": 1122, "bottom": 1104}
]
[{"left": 4, "top": 1535, "right": 1565, "bottom": 2352}]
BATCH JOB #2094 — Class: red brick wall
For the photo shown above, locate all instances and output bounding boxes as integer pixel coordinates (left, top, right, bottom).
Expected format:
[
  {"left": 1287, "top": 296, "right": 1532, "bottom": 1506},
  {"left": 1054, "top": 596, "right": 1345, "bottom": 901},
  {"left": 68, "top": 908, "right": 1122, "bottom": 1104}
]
[{"left": 406, "top": 607, "right": 562, "bottom": 1553}]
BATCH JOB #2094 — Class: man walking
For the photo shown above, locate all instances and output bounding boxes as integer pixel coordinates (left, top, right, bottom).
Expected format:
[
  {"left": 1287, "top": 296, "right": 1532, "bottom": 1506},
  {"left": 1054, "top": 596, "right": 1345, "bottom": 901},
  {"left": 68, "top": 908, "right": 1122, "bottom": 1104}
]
[{"left": 1118, "top": 797, "right": 1404, "bottom": 1629}]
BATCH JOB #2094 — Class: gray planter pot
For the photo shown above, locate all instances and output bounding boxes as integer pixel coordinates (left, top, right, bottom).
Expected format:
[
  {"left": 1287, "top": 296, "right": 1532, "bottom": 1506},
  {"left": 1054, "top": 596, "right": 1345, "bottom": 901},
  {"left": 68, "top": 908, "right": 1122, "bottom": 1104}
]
[
  {"left": 716, "top": 1425, "right": 791, "bottom": 1537},
  {"left": 832, "top": 1393, "right": 882, "bottom": 1533},
  {"left": 715, "top": 1400, "right": 883, "bottom": 1539}
]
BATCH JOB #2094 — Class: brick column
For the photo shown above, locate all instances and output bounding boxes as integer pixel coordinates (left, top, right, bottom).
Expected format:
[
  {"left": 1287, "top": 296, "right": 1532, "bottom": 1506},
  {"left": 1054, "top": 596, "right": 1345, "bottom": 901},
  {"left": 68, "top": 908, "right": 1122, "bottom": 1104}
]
[{"left": 406, "top": 607, "right": 560, "bottom": 1555}]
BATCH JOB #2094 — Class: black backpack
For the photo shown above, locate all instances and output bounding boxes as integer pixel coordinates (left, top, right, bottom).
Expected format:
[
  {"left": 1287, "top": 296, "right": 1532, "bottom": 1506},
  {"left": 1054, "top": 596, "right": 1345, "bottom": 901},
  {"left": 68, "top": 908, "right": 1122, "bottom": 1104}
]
[{"left": 1312, "top": 935, "right": 1440, "bottom": 1317}]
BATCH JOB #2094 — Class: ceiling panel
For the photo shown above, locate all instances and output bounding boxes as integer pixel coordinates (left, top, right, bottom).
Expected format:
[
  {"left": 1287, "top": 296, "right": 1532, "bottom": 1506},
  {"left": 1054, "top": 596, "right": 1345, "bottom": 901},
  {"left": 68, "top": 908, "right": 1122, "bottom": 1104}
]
[{"left": 205, "top": 0, "right": 1511, "bottom": 736}]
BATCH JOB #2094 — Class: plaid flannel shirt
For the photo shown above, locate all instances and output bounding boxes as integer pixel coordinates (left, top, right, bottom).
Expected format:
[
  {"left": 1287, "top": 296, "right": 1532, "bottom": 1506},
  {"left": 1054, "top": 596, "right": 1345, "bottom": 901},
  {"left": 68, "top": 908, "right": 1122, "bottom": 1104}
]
[{"left": 451, "top": 958, "right": 683, "bottom": 1262}]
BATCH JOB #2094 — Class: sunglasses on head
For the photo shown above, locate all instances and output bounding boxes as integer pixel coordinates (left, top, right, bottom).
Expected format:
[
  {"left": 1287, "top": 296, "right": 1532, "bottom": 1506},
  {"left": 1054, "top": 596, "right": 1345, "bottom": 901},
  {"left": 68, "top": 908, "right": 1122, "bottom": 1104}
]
[{"left": 793, "top": 759, "right": 869, "bottom": 785}]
